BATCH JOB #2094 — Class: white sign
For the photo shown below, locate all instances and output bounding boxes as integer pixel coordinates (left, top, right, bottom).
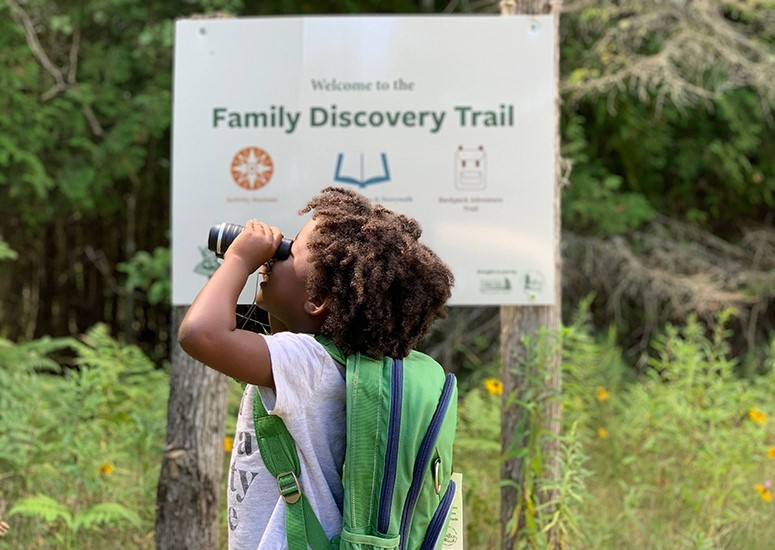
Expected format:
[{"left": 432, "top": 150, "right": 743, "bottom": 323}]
[
  {"left": 444, "top": 473, "right": 465, "bottom": 549},
  {"left": 172, "top": 16, "right": 556, "bottom": 306}
]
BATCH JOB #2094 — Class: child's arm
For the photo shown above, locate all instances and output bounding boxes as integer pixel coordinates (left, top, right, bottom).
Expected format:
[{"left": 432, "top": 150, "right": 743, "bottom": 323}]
[{"left": 178, "top": 220, "right": 282, "bottom": 388}]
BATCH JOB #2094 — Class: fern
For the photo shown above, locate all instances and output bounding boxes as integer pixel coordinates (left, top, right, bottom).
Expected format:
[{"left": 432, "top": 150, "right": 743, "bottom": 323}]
[
  {"left": 0, "top": 335, "right": 75, "bottom": 372},
  {"left": 71, "top": 502, "right": 143, "bottom": 532},
  {"left": 9, "top": 495, "right": 73, "bottom": 527},
  {"left": 1, "top": 324, "right": 167, "bottom": 547},
  {"left": 9, "top": 495, "right": 144, "bottom": 550}
]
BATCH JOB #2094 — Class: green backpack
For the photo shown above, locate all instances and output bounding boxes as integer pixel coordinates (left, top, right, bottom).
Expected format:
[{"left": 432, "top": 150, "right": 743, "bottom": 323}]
[{"left": 252, "top": 335, "right": 458, "bottom": 550}]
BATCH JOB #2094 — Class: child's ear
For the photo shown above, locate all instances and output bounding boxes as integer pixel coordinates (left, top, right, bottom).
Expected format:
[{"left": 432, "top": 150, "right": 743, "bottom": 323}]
[{"left": 303, "top": 296, "right": 328, "bottom": 317}]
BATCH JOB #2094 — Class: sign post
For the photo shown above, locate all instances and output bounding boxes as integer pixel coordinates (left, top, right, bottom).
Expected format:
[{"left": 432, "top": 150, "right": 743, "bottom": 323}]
[{"left": 499, "top": 2, "right": 563, "bottom": 549}]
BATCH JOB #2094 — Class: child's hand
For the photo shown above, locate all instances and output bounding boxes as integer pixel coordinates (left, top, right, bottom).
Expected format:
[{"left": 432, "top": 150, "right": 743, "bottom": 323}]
[{"left": 223, "top": 219, "right": 283, "bottom": 274}]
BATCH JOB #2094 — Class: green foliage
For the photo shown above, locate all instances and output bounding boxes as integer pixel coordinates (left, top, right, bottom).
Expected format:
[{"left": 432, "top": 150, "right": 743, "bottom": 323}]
[
  {"left": 562, "top": 112, "right": 657, "bottom": 235},
  {"left": 561, "top": 87, "right": 775, "bottom": 235},
  {"left": 9, "top": 495, "right": 141, "bottom": 548},
  {"left": 453, "top": 386, "right": 501, "bottom": 548},
  {"left": 560, "top": 297, "right": 632, "bottom": 432},
  {"left": 562, "top": 309, "right": 775, "bottom": 548},
  {"left": 117, "top": 246, "right": 171, "bottom": 305},
  {"left": 559, "top": 2, "right": 775, "bottom": 237},
  {"left": 460, "top": 303, "right": 775, "bottom": 548},
  {"left": 0, "top": 335, "right": 76, "bottom": 474},
  {"left": 501, "top": 328, "right": 591, "bottom": 549},
  {"left": 0, "top": 325, "right": 168, "bottom": 548},
  {"left": 0, "top": 0, "right": 193, "bottom": 353},
  {"left": 0, "top": 334, "right": 72, "bottom": 371},
  {"left": 0, "top": 236, "right": 17, "bottom": 262},
  {"left": 9, "top": 495, "right": 71, "bottom": 526}
]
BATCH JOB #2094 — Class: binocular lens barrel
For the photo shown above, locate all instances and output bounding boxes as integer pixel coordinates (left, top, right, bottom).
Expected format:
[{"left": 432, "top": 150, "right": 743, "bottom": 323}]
[{"left": 208, "top": 223, "right": 292, "bottom": 260}]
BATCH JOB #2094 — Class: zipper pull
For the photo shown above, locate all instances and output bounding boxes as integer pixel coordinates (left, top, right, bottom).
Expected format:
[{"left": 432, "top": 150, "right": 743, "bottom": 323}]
[{"left": 433, "top": 457, "right": 442, "bottom": 495}]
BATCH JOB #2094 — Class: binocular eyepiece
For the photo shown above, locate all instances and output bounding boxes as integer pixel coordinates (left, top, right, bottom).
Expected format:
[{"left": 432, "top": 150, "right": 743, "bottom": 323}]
[{"left": 208, "top": 223, "right": 292, "bottom": 260}]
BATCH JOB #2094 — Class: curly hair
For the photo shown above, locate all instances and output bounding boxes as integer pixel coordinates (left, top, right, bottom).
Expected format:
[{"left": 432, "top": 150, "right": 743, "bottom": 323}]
[{"left": 300, "top": 187, "right": 454, "bottom": 359}]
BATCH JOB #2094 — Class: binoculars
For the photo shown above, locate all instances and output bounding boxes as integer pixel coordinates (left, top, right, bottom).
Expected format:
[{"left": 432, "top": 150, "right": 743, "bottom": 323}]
[{"left": 208, "top": 223, "right": 292, "bottom": 260}]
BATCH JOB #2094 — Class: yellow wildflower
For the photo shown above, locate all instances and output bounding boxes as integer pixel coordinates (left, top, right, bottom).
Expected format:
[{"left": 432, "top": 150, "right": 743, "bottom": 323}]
[
  {"left": 98, "top": 463, "right": 114, "bottom": 476},
  {"left": 224, "top": 436, "right": 234, "bottom": 453},
  {"left": 767, "top": 447, "right": 775, "bottom": 459},
  {"left": 595, "top": 386, "right": 610, "bottom": 402},
  {"left": 756, "top": 483, "right": 773, "bottom": 502},
  {"left": 596, "top": 427, "right": 609, "bottom": 439},
  {"left": 749, "top": 409, "right": 767, "bottom": 424},
  {"left": 484, "top": 378, "right": 503, "bottom": 396}
]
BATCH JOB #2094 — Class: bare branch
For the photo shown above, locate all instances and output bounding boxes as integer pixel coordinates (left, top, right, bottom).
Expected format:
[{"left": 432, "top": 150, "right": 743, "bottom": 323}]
[
  {"left": 6, "top": 0, "right": 67, "bottom": 97},
  {"left": 67, "top": 28, "right": 80, "bottom": 85},
  {"left": 81, "top": 105, "right": 105, "bottom": 137},
  {"left": 6, "top": 0, "right": 104, "bottom": 136}
]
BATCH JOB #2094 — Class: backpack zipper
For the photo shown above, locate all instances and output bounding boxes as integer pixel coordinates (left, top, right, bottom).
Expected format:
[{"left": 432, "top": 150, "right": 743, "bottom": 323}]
[
  {"left": 377, "top": 358, "right": 403, "bottom": 534},
  {"left": 398, "top": 373, "right": 456, "bottom": 549},
  {"left": 419, "top": 479, "right": 457, "bottom": 550}
]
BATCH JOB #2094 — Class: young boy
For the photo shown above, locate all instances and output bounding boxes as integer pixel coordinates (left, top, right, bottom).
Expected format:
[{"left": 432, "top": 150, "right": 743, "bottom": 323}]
[{"left": 178, "top": 187, "right": 454, "bottom": 549}]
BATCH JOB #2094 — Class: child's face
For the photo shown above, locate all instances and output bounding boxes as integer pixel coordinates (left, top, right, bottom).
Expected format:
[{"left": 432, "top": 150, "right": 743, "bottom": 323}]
[{"left": 255, "top": 217, "right": 319, "bottom": 331}]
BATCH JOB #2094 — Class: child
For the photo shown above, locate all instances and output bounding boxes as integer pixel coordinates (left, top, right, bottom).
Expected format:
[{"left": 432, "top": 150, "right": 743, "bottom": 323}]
[{"left": 178, "top": 187, "right": 454, "bottom": 549}]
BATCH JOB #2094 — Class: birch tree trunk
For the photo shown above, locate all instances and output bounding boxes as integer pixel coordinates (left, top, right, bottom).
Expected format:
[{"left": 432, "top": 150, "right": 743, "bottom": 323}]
[
  {"left": 155, "top": 306, "right": 229, "bottom": 549},
  {"left": 499, "top": 1, "right": 562, "bottom": 548}
]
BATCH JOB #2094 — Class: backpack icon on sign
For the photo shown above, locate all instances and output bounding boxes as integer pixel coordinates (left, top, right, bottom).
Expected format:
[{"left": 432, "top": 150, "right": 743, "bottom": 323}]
[{"left": 454, "top": 145, "right": 487, "bottom": 190}]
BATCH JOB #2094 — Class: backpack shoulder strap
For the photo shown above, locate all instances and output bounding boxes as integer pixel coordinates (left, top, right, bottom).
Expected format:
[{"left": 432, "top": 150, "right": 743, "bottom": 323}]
[
  {"left": 251, "top": 388, "right": 331, "bottom": 550},
  {"left": 313, "top": 335, "right": 347, "bottom": 365}
]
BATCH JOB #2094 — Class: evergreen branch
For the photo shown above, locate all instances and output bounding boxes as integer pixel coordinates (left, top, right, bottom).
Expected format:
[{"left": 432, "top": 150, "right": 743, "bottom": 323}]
[{"left": 562, "top": 0, "right": 775, "bottom": 107}]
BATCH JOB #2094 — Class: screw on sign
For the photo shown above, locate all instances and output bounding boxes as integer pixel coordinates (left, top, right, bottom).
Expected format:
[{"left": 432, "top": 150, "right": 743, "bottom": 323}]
[{"left": 230, "top": 146, "right": 274, "bottom": 190}]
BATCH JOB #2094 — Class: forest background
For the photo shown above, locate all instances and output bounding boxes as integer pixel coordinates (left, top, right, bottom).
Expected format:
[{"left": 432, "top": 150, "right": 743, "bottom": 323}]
[{"left": 0, "top": 0, "right": 774, "bottom": 548}]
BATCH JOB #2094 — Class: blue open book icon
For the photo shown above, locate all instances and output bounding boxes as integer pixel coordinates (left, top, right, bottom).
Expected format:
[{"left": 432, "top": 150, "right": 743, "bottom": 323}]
[{"left": 334, "top": 152, "right": 391, "bottom": 188}]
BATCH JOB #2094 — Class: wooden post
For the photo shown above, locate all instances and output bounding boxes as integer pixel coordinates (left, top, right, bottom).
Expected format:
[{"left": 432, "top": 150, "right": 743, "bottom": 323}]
[
  {"left": 499, "top": 1, "right": 562, "bottom": 548},
  {"left": 155, "top": 306, "right": 229, "bottom": 549}
]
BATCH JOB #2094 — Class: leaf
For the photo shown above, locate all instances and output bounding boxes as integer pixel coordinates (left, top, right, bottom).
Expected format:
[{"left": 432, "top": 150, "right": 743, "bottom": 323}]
[
  {"left": 0, "top": 235, "right": 17, "bottom": 261},
  {"left": 71, "top": 502, "right": 143, "bottom": 533},
  {"left": 9, "top": 495, "right": 73, "bottom": 528}
]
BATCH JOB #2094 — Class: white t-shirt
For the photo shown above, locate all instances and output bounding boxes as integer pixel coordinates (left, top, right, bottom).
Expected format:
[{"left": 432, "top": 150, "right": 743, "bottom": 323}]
[{"left": 227, "top": 332, "right": 346, "bottom": 550}]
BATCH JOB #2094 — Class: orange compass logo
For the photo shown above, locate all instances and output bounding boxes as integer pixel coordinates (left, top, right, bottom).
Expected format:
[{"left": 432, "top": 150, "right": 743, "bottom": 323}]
[{"left": 230, "top": 146, "right": 274, "bottom": 190}]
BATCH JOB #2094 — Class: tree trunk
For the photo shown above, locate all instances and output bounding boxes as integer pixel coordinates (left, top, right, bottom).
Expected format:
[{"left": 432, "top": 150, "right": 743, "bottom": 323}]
[
  {"left": 156, "top": 305, "right": 229, "bottom": 549},
  {"left": 500, "top": 306, "right": 562, "bottom": 547},
  {"left": 499, "top": 1, "right": 562, "bottom": 548}
]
